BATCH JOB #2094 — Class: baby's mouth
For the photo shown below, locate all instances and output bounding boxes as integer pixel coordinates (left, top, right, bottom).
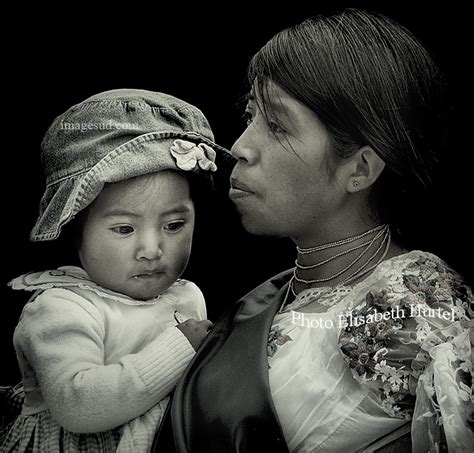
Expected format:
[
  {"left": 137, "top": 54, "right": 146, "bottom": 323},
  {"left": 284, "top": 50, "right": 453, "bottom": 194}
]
[{"left": 133, "top": 271, "right": 164, "bottom": 280}]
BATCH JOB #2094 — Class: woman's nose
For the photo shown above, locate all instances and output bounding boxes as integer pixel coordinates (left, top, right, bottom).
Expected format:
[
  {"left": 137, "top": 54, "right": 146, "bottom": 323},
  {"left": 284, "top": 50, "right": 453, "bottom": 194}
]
[
  {"left": 136, "top": 231, "right": 163, "bottom": 261},
  {"left": 230, "top": 129, "right": 258, "bottom": 165}
]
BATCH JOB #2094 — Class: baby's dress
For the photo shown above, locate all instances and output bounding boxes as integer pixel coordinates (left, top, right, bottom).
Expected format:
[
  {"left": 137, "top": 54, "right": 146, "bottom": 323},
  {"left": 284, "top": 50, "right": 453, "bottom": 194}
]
[
  {"left": 267, "top": 251, "right": 473, "bottom": 452},
  {"left": 2, "top": 266, "right": 205, "bottom": 452}
]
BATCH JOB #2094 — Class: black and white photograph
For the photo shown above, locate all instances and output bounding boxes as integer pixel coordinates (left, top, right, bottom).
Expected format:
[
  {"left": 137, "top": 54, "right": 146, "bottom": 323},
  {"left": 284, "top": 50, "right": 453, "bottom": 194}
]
[{"left": 1, "top": 3, "right": 472, "bottom": 452}]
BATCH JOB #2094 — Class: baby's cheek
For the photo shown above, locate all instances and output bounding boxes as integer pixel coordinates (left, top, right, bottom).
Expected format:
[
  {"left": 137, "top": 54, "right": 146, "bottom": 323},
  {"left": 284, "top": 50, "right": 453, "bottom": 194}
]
[{"left": 173, "top": 240, "right": 193, "bottom": 274}]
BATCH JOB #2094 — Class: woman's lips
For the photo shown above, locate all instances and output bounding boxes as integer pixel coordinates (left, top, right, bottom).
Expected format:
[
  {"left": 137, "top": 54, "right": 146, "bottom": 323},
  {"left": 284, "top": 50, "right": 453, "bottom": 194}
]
[{"left": 229, "top": 178, "right": 254, "bottom": 199}]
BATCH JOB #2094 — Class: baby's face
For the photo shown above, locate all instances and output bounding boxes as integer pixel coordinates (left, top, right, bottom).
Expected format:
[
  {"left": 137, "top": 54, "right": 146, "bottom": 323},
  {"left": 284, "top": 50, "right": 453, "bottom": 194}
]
[{"left": 78, "top": 171, "right": 195, "bottom": 300}]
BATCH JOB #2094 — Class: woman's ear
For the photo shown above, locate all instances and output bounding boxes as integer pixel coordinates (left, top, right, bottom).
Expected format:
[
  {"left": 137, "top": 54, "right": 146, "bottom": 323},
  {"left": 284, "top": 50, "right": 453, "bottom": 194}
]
[{"left": 346, "top": 146, "right": 385, "bottom": 193}]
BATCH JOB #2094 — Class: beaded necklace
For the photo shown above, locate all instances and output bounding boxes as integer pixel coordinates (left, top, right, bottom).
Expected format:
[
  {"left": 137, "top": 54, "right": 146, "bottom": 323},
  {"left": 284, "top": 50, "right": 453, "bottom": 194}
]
[{"left": 281, "top": 224, "right": 391, "bottom": 311}]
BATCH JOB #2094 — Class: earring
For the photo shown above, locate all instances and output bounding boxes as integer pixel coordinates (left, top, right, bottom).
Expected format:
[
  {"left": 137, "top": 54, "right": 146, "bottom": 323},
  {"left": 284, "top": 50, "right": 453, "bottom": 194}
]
[{"left": 353, "top": 180, "right": 360, "bottom": 187}]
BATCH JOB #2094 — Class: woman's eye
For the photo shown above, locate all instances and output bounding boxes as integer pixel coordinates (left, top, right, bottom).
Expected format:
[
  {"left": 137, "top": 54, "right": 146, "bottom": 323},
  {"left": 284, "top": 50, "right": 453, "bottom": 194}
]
[
  {"left": 267, "top": 120, "right": 285, "bottom": 134},
  {"left": 241, "top": 110, "right": 253, "bottom": 127},
  {"left": 164, "top": 221, "right": 185, "bottom": 232},
  {"left": 112, "top": 225, "right": 134, "bottom": 235}
]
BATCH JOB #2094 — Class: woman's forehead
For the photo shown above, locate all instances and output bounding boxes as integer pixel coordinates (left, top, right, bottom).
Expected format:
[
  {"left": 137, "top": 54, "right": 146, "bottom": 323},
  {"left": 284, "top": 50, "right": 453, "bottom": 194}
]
[
  {"left": 251, "top": 80, "right": 290, "bottom": 104},
  {"left": 250, "top": 81, "right": 299, "bottom": 121},
  {"left": 251, "top": 80, "right": 326, "bottom": 132}
]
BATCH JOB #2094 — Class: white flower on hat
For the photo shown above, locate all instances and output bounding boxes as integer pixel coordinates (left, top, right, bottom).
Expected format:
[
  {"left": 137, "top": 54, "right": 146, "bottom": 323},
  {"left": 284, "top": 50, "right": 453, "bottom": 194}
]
[{"left": 170, "top": 139, "right": 217, "bottom": 172}]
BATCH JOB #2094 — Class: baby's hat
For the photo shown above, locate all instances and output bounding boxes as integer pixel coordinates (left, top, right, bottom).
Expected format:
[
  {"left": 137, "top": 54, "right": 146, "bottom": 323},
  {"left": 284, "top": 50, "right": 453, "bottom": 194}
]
[{"left": 31, "top": 89, "right": 231, "bottom": 242}]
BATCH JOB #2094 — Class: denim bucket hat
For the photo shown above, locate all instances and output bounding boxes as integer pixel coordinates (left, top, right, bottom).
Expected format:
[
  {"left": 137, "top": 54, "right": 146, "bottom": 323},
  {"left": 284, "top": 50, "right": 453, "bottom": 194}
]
[{"left": 31, "top": 89, "right": 231, "bottom": 242}]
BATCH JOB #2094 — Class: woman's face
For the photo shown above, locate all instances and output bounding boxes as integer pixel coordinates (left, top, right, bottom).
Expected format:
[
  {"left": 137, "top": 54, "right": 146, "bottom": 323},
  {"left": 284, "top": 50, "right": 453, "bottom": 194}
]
[{"left": 230, "top": 82, "right": 347, "bottom": 241}]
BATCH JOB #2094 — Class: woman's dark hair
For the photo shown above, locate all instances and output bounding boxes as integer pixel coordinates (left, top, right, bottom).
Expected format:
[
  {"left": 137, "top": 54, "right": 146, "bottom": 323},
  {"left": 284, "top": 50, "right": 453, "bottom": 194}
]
[{"left": 248, "top": 9, "right": 447, "bottom": 243}]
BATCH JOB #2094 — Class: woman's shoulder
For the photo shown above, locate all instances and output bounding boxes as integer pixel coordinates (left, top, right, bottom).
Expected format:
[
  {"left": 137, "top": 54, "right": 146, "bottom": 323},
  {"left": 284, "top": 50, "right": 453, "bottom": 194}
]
[
  {"left": 352, "top": 249, "right": 471, "bottom": 305},
  {"left": 338, "top": 250, "right": 473, "bottom": 445},
  {"left": 339, "top": 248, "right": 472, "bottom": 388},
  {"left": 373, "top": 249, "right": 460, "bottom": 279},
  {"left": 344, "top": 250, "right": 472, "bottom": 349}
]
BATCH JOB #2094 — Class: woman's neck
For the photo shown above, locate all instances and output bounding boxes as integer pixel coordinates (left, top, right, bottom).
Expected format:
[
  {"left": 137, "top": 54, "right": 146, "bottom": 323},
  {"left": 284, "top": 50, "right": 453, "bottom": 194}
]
[{"left": 290, "top": 222, "right": 402, "bottom": 291}]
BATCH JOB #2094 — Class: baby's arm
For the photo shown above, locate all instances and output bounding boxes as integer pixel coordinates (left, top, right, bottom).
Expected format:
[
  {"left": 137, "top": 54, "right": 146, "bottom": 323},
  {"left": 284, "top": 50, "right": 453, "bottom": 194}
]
[{"left": 15, "top": 288, "right": 195, "bottom": 433}]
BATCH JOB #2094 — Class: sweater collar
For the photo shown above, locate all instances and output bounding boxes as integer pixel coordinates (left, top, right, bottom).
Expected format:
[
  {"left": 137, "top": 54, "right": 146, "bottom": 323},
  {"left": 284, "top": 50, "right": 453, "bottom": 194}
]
[{"left": 8, "top": 265, "right": 181, "bottom": 306}]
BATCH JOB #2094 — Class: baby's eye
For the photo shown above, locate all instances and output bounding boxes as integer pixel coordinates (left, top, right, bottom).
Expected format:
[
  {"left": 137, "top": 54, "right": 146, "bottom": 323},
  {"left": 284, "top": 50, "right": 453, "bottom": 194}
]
[
  {"left": 111, "top": 225, "right": 134, "bottom": 235},
  {"left": 164, "top": 221, "right": 185, "bottom": 233}
]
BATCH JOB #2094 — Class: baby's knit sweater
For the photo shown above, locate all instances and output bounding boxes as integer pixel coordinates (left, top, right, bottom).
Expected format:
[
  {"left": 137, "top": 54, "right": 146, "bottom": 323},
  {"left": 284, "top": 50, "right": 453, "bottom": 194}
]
[{"left": 10, "top": 266, "right": 205, "bottom": 433}]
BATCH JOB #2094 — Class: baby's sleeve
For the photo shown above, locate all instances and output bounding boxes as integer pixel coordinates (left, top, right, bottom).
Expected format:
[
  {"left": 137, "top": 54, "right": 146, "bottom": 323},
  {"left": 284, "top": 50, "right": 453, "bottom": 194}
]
[
  {"left": 178, "top": 280, "right": 207, "bottom": 321},
  {"left": 191, "top": 282, "right": 207, "bottom": 321},
  {"left": 338, "top": 256, "right": 473, "bottom": 451}
]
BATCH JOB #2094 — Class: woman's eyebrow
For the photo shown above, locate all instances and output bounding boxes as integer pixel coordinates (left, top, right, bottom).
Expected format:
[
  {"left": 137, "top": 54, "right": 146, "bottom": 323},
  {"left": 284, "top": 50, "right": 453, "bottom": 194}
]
[
  {"left": 265, "top": 97, "right": 292, "bottom": 117},
  {"left": 251, "top": 90, "right": 298, "bottom": 129}
]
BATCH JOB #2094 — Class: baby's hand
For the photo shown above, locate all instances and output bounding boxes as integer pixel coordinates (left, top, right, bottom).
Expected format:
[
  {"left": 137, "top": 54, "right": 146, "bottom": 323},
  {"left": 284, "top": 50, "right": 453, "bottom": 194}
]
[{"left": 176, "top": 318, "right": 213, "bottom": 351}]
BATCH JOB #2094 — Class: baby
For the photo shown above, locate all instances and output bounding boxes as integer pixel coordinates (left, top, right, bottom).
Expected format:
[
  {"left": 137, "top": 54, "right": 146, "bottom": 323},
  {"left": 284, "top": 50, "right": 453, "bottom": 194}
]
[{"left": 1, "top": 89, "right": 228, "bottom": 452}]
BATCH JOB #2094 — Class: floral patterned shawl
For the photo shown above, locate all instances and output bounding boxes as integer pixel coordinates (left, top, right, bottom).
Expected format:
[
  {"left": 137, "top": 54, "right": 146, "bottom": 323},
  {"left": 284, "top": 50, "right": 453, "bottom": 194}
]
[{"left": 153, "top": 251, "right": 473, "bottom": 452}]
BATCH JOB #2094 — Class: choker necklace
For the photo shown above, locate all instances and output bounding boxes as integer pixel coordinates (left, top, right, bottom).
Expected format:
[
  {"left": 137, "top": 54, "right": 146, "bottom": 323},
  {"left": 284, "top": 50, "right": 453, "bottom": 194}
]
[
  {"left": 293, "top": 225, "right": 389, "bottom": 283},
  {"left": 283, "top": 225, "right": 391, "bottom": 307},
  {"left": 296, "top": 224, "right": 386, "bottom": 254}
]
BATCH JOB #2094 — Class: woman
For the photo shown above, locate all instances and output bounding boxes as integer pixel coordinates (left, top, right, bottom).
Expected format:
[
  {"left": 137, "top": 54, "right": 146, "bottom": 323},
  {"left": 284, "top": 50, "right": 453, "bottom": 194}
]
[{"left": 154, "top": 9, "right": 473, "bottom": 452}]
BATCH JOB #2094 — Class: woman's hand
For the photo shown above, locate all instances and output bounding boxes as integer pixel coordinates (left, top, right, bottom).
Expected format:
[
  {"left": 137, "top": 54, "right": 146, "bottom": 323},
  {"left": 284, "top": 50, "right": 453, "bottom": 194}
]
[{"left": 176, "top": 319, "right": 213, "bottom": 351}]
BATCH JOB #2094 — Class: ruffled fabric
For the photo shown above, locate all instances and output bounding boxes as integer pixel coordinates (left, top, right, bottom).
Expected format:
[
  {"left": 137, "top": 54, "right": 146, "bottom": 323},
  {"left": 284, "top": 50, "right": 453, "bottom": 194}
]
[
  {"left": 338, "top": 252, "right": 473, "bottom": 451},
  {"left": 169, "top": 139, "right": 217, "bottom": 172},
  {"left": 8, "top": 266, "right": 186, "bottom": 306},
  {"left": 266, "top": 251, "right": 472, "bottom": 451}
]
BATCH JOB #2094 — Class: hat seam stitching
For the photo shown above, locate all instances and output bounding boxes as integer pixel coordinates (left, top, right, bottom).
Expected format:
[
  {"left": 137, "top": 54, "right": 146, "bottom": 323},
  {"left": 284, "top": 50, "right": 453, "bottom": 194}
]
[
  {"left": 47, "top": 169, "right": 90, "bottom": 188},
  {"left": 45, "top": 130, "right": 225, "bottom": 188},
  {"left": 70, "top": 100, "right": 199, "bottom": 115},
  {"left": 77, "top": 131, "right": 199, "bottom": 192}
]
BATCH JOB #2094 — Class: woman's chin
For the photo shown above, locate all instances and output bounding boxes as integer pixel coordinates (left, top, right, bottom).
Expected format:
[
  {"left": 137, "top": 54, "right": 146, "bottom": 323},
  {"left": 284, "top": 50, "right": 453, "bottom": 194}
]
[{"left": 239, "top": 214, "right": 288, "bottom": 238}]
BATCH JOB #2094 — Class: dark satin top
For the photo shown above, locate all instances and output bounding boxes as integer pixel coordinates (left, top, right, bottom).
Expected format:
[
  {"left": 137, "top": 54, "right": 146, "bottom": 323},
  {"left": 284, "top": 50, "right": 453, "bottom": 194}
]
[{"left": 153, "top": 270, "right": 292, "bottom": 452}]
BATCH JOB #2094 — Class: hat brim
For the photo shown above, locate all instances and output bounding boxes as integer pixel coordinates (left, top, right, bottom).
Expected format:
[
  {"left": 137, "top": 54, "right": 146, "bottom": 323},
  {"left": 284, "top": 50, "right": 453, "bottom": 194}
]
[{"left": 30, "top": 131, "right": 234, "bottom": 241}]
